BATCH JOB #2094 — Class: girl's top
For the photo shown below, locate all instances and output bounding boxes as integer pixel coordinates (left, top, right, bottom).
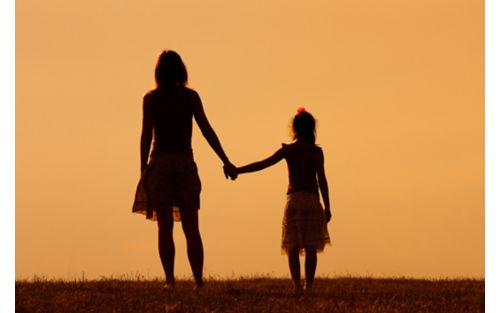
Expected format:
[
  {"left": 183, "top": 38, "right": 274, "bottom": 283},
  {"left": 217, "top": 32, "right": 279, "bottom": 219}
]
[
  {"left": 282, "top": 142, "right": 322, "bottom": 196},
  {"left": 148, "top": 87, "right": 197, "bottom": 156}
]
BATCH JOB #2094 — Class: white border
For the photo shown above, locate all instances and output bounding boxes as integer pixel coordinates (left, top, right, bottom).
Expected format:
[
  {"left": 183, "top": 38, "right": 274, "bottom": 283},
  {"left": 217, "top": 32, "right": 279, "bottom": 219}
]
[
  {"left": 1, "top": 1, "right": 493, "bottom": 312},
  {"left": 0, "top": 0, "right": 15, "bottom": 312},
  {"left": 486, "top": 0, "right": 499, "bottom": 311}
]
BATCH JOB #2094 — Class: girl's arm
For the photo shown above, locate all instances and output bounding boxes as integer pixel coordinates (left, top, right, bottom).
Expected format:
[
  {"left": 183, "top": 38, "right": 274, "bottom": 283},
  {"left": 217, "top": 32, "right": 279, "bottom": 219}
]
[
  {"left": 237, "top": 149, "right": 285, "bottom": 174},
  {"left": 317, "top": 149, "right": 332, "bottom": 223},
  {"left": 193, "top": 91, "right": 234, "bottom": 169},
  {"left": 140, "top": 94, "right": 154, "bottom": 173}
]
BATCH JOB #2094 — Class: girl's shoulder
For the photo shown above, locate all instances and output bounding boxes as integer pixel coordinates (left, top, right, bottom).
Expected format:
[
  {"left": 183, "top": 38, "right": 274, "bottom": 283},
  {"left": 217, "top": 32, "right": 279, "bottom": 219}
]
[
  {"left": 281, "top": 142, "right": 323, "bottom": 157},
  {"left": 284, "top": 141, "right": 322, "bottom": 150}
]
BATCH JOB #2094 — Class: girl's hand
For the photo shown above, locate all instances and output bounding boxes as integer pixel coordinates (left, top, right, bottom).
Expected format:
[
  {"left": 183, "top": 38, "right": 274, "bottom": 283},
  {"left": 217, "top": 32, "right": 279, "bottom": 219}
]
[
  {"left": 325, "top": 210, "right": 332, "bottom": 223},
  {"left": 223, "top": 163, "right": 238, "bottom": 180}
]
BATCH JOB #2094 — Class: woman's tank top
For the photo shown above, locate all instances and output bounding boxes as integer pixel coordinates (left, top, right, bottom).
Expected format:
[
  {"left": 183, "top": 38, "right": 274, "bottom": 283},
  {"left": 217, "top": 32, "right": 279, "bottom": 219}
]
[{"left": 149, "top": 87, "right": 195, "bottom": 155}]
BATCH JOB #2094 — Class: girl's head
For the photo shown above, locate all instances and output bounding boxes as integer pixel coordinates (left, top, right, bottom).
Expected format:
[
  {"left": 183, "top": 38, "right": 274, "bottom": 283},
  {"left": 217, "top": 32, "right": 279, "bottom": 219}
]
[
  {"left": 155, "top": 50, "right": 188, "bottom": 89},
  {"left": 291, "top": 107, "right": 316, "bottom": 144}
]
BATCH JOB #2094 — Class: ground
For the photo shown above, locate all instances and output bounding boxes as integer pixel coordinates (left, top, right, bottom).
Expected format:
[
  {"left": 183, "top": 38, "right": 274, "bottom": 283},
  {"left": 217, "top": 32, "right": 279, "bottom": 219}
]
[{"left": 15, "top": 277, "right": 484, "bottom": 313}]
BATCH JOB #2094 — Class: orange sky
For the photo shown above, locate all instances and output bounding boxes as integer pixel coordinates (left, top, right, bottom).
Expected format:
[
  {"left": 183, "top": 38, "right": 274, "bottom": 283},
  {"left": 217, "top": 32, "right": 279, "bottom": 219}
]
[{"left": 16, "top": 0, "right": 484, "bottom": 279}]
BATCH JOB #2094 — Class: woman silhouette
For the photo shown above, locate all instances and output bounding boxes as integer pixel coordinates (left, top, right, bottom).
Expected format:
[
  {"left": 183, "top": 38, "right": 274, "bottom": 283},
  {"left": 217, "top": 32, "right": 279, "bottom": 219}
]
[{"left": 132, "top": 50, "right": 236, "bottom": 289}]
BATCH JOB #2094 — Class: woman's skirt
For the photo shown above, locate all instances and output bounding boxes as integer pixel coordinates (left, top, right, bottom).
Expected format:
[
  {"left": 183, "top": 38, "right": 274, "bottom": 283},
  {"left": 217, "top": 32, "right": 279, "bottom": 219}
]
[
  {"left": 281, "top": 191, "right": 331, "bottom": 254},
  {"left": 132, "top": 151, "right": 202, "bottom": 221}
]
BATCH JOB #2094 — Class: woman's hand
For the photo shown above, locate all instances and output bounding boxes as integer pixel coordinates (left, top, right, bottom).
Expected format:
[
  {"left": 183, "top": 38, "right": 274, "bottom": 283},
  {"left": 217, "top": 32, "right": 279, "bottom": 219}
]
[{"left": 223, "top": 163, "right": 238, "bottom": 180}]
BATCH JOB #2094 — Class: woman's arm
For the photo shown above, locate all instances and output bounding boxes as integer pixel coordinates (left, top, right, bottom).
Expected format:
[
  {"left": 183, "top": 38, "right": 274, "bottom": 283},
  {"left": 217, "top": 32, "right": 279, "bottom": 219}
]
[
  {"left": 140, "top": 94, "right": 154, "bottom": 173},
  {"left": 317, "top": 149, "right": 332, "bottom": 223},
  {"left": 192, "top": 91, "right": 232, "bottom": 167},
  {"left": 237, "top": 149, "right": 284, "bottom": 174}
]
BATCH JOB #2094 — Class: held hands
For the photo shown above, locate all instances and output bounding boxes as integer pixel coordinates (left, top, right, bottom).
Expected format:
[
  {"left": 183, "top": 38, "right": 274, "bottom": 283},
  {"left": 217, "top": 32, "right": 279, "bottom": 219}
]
[{"left": 223, "top": 163, "right": 238, "bottom": 181}]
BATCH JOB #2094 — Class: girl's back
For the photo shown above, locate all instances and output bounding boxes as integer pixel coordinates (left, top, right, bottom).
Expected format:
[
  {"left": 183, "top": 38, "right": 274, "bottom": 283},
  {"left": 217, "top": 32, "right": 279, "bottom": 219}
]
[
  {"left": 283, "top": 141, "right": 322, "bottom": 195},
  {"left": 232, "top": 108, "right": 331, "bottom": 293}
]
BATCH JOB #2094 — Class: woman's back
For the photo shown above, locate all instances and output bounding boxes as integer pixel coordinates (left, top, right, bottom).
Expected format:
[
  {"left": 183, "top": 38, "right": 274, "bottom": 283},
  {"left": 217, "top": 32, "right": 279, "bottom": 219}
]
[
  {"left": 134, "top": 51, "right": 236, "bottom": 289},
  {"left": 148, "top": 87, "right": 196, "bottom": 155}
]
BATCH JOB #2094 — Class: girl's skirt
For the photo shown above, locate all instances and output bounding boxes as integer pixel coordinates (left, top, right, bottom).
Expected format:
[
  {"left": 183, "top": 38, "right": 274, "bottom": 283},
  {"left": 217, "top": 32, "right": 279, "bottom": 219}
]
[
  {"left": 281, "top": 191, "right": 331, "bottom": 254},
  {"left": 132, "top": 151, "right": 202, "bottom": 221}
]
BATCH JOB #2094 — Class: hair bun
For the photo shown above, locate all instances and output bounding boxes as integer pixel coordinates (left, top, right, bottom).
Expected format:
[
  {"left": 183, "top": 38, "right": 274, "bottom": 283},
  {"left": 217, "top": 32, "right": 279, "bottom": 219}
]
[{"left": 296, "top": 106, "right": 306, "bottom": 114}]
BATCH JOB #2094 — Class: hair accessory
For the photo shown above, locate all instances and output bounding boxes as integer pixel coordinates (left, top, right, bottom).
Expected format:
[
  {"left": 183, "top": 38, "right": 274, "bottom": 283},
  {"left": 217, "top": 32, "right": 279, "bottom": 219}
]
[{"left": 296, "top": 106, "right": 306, "bottom": 114}]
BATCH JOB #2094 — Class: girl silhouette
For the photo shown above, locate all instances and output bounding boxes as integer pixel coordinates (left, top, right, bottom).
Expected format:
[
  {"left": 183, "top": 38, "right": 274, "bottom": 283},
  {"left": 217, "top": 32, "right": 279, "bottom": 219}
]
[
  {"left": 230, "top": 107, "right": 331, "bottom": 294},
  {"left": 132, "top": 50, "right": 236, "bottom": 289}
]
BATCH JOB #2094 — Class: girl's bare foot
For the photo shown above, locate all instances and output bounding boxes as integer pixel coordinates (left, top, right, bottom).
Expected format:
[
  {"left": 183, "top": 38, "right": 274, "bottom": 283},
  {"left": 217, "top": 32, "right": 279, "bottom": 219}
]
[
  {"left": 293, "top": 280, "right": 303, "bottom": 296},
  {"left": 305, "top": 281, "right": 313, "bottom": 293},
  {"left": 163, "top": 278, "right": 175, "bottom": 290}
]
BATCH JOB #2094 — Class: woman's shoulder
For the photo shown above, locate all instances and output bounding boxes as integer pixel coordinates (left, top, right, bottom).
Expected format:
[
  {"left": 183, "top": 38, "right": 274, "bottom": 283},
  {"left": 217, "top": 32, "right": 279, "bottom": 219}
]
[
  {"left": 183, "top": 86, "right": 197, "bottom": 93},
  {"left": 146, "top": 86, "right": 198, "bottom": 94},
  {"left": 144, "top": 89, "right": 164, "bottom": 103},
  {"left": 144, "top": 89, "right": 157, "bottom": 98},
  {"left": 145, "top": 87, "right": 200, "bottom": 101},
  {"left": 142, "top": 90, "right": 157, "bottom": 108},
  {"left": 178, "top": 86, "right": 198, "bottom": 97},
  {"left": 177, "top": 87, "right": 201, "bottom": 104},
  {"left": 312, "top": 144, "right": 323, "bottom": 157}
]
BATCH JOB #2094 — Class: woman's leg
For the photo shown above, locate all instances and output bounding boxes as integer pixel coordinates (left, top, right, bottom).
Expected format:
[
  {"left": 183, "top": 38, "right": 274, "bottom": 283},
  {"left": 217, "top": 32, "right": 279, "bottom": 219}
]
[
  {"left": 180, "top": 209, "right": 204, "bottom": 287},
  {"left": 287, "top": 248, "right": 302, "bottom": 291},
  {"left": 156, "top": 208, "right": 175, "bottom": 286},
  {"left": 305, "top": 248, "right": 317, "bottom": 290}
]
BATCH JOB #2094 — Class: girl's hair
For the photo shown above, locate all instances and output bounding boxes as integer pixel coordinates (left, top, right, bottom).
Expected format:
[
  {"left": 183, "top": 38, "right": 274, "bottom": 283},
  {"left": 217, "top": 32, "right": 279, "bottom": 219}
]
[
  {"left": 154, "top": 50, "right": 188, "bottom": 89},
  {"left": 292, "top": 108, "right": 316, "bottom": 144}
]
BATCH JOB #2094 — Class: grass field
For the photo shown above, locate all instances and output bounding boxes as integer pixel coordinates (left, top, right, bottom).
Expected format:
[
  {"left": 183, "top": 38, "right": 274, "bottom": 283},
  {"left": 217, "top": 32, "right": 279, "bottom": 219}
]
[{"left": 15, "top": 277, "right": 484, "bottom": 313}]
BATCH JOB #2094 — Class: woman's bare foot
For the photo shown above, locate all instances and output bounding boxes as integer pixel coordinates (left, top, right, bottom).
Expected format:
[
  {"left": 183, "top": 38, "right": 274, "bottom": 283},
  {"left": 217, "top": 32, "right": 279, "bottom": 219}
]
[{"left": 193, "top": 280, "right": 204, "bottom": 292}]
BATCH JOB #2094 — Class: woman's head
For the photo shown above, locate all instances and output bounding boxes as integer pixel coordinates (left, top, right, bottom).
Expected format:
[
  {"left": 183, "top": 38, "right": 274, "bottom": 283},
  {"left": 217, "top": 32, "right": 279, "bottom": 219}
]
[
  {"left": 291, "top": 107, "right": 316, "bottom": 144},
  {"left": 154, "top": 50, "right": 188, "bottom": 89}
]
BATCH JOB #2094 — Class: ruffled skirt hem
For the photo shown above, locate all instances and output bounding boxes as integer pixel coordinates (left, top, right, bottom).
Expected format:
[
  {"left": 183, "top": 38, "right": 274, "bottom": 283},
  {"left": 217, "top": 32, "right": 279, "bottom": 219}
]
[
  {"left": 132, "top": 151, "right": 201, "bottom": 222},
  {"left": 281, "top": 191, "right": 331, "bottom": 255}
]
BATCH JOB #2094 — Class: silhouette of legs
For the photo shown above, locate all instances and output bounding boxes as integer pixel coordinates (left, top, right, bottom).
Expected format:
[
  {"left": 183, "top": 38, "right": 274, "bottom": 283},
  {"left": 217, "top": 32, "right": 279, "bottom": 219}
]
[
  {"left": 157, "top": 208, "right": 175, "bottom": 286},
  {"left": 305, "top": 248, "right": 317, "bottom": 291},
  {"left": 287, "top": 249, "right": 302, "bottom": 292},
  {"left": 180, "top": 209, "right": 204, "bottom": 288}
]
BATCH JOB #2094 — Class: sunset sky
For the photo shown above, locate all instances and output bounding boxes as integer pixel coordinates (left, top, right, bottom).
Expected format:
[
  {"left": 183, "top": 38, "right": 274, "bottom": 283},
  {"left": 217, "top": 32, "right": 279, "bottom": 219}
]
[{"left": 16, "top": 0, "right": 484, "bottom": 279}]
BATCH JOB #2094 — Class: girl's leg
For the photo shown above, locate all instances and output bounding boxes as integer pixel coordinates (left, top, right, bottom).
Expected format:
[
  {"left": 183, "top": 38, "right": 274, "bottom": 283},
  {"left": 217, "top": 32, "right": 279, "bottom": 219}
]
[
  {"left": 305, "top": 248, "right": 317, "bottom": 291},
  {"left": 180, "top": 209, "right": 204, "bottom": 287},
  {"left": 287, "top": 248, "right": 302, "bottom": 292},
  {"left": 156, "top": 208, "right": 175, "bottom": 286}
]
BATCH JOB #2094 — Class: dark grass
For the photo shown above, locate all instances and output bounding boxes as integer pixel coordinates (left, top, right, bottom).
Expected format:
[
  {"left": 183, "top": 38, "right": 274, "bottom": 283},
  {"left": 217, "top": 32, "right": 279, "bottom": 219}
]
[{"left": 15, "top": 277, "right": 484, "bottom": 313}]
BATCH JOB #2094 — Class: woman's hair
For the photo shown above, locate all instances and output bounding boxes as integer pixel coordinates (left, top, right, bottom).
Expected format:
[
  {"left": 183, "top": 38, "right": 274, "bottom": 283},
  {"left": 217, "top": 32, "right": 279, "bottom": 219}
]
[
  {"left": 291, "top": 108, "right": 316, "bottom": 144},
  {"left": 154, "top": 50, "right": 188, "bottom": 89}
]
